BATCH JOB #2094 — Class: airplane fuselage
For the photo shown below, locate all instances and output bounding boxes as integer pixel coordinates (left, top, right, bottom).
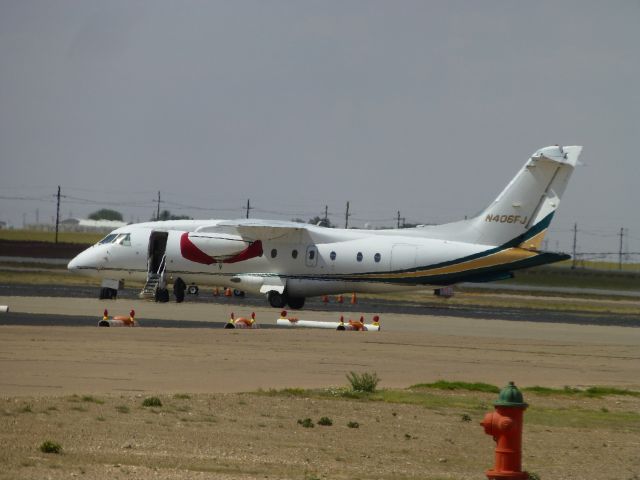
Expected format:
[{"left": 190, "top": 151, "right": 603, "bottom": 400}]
[{"left": 68, "top": 145, "right": 582, "bottom": 308}]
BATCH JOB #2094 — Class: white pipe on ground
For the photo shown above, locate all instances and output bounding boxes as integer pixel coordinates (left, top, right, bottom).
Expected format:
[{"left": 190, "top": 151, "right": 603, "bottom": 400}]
[{"left": 276, "top": 318, "right": 379, "bottom": 331}]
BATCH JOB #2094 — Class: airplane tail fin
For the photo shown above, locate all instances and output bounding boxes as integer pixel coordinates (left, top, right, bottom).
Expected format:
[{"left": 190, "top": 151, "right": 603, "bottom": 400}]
[{"left": 468, "top": 145, "right": 582, "bottom": 248}]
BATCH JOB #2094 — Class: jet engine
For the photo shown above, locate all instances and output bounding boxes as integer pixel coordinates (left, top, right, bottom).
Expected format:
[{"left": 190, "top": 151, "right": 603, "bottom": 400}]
[{"left": 179, "top": 232, "right": 263, "bottom": 264}]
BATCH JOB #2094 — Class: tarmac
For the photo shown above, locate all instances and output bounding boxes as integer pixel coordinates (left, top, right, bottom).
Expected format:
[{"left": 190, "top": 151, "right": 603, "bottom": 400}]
[{"left": 1, "top": 292, "right": 639, "bottom": 397}]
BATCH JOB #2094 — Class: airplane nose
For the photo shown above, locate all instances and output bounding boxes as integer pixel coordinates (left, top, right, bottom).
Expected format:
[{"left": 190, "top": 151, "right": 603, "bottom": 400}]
[
  {"left": 67, "top": 247, "right": 99, "bottom": 274},
  {"left": 67, "top": 256, "right": 79, "bottom": 271}
]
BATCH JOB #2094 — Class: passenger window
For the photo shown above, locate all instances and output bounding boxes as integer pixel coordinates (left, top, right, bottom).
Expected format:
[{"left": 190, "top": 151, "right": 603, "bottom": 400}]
[
  {"left": 271, "top": 249, "right": 277, "bottom": 258},
  {"left": 356, "top": 252, "right": 363, "bottom": 262},
  {"left": 292, "top": 249, "right": 298, "bottom": 259},
  {"left": 330, "top": 251, "right": 336, "bottom": 261},
  {"left": 308, "top": 250, "right": 315, "bottom": 260},
  {"left": 374, "top": 253, "right": 381, "bottom": 263}
]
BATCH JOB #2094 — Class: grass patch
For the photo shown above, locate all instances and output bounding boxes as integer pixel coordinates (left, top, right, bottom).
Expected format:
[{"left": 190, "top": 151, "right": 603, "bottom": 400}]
[
  {"left": 115, "top": 405, "right": 130, "bottom": 414},
  {"left": 411, "top": 380, "right": 500, "bottom": 393},
  {"left": 0, "top": 229, "right": 102, "bottom": 244},
  {"left": 523, "top": 385, "right": 640, "bottom": 398},
  {"left": 347, "top": 421, "right": 359, "bottom": 428},
  {"left": 40, "top": 440, "right": 62, "bottom": 454},
  {"left": 526, "top": 406, "right": 640, "bottom": 431},
  {"left": 346, "top": 371, "right": 380, "bottom": 393},
  {"left": 81, "top": 395, "right": 104, "bottom": 404},
  {"left": 174, "top": 394, "right": 191, "bottom": 400},
  {"left": 256, "top": 387, "right": 308, "bottom": 397},
  {"left": 254, "top": 383, "right": 640, "bottom": 433},
  {"left": 19, "top": 404, "right": 33, "bottom": 413},
  {"left": 142, "top": 397, "right": 163, "bottom": 407}
]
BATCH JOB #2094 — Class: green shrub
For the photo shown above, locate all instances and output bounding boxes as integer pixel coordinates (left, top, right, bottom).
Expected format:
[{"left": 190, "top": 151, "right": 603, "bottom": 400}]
[
  {"left": 115, "top": 405, "right": 130, "bottom": 414},
  {"left": 346, "top": 371, "right": 379, "bottom": 393},
  {"left": 318, "top": 416, "right": 333, "bottom": 426},
  {"left": 40, "top": 440, "right": 62, "bottom": 454},
  {"left": 461, "top": 414, "right": 472, "bottom": 422},
  {"left": 142, "top": 397, "right": 162, "bottom": 407},
  {"left": 298, "top": 418, "right": 314, "bottom": 428},
  {"left": 347, "top": 421, "right": 359, "bottom": 428}
]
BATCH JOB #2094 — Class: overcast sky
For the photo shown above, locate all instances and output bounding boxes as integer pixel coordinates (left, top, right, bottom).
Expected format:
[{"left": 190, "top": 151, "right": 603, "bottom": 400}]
[{"left": 0, "top": 0, "right": 638, "bottom": 257}]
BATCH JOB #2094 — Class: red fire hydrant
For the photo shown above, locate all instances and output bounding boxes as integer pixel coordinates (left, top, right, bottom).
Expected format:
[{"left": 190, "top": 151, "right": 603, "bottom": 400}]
[{"left": 480, "top": 381, "right": 529, "bottom": 480}]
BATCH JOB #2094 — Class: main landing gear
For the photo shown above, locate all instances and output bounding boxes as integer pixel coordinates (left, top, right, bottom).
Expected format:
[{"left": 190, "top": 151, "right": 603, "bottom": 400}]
[
  {"left": 99, "top": 287, "right": 118, "bottom": 300},
  {"left": 267, "top": 291, "right": 305, "bottom": 310}
]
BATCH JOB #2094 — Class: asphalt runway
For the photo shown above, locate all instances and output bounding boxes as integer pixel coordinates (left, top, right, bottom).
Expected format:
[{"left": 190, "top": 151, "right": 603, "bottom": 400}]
[
  {"left": 2, "top": 284, "right": 640, "bottom": 396},
  {"left": 1, "top": 283, "right": 639, "bottom": 327}
]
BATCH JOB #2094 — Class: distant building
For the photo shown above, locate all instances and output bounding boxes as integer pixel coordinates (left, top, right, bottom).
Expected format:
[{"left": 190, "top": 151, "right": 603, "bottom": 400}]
[
  {"left": 23, "top": 218, "right": 127, "bottom": 233},
  {"left": 0, "top": 221, "right": 6, "bottom": 229},
  {"left": 59, "top": 218, "right": 127, "bottom": 232}
]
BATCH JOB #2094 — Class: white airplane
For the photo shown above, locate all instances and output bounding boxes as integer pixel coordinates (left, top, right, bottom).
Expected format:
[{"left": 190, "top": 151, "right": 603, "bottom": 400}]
[{"left": 68, "top": 145, "right": 582, "bottom": 309}]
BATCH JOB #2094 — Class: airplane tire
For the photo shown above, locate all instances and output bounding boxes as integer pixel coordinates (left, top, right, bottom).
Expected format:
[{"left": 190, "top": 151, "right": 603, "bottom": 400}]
[
  {"left": 99, "top": 287, "right": 117, "bottom": 300},
  {"left": 287, "top": 296, "right": 306, "bottom": 309},
  {"left": 267, "top": 291, "right": 287, "bottom": 308},
  {"left": 187, "top": 285, "right": 199, "bottom": 295}
]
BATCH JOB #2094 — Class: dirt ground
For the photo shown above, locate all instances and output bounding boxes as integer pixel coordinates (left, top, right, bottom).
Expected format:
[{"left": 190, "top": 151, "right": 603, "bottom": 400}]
[{"left": 0, "top": 295, "right": 639, "bottom": 479}]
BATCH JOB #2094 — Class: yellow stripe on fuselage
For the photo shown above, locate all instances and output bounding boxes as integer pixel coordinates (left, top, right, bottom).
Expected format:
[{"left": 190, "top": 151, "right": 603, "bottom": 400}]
[{"left": 348, "top": 247, "right": 539, "bottom": 280}]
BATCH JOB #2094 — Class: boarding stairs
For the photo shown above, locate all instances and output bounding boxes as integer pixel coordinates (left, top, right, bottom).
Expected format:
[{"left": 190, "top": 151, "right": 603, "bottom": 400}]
[{"left": 139, "top": 255, "right": 167, "bottom": 299}]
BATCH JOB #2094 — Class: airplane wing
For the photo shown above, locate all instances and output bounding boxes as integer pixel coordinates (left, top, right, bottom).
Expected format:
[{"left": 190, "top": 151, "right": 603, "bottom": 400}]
[{"left": 196, "top": 220, "right": 323, "bottom": 243}]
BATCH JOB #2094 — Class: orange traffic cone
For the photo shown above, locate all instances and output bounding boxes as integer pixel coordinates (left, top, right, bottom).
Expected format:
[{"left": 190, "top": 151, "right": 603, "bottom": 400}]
[
  {"left": 351, "top": 292, "right": 357, "bottom": 304},
  {"left": 224, "top": 287, "right": 233, "bottom": 297},
  {"left": 213, "top": 287, "right": 220, "bottom": 296},
  {"left": 322, "top": 295, "right": 329, "bottom": 303},
  {"left": 336, "top": 294, "right": 344, "bottom": 304},
  {"left": 102, "top": 309, "right": 109, "bottom": 321}
]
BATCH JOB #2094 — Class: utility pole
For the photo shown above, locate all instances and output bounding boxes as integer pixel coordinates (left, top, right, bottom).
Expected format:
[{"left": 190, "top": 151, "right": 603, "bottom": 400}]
[
  {"left": 245, "top": 199, "right": 252, "bottom": 219},
  {"left": 323, "top": 205, "right": 329, "bottom": 225},
  {"left": 397, "top": 211, "right": 401, "bottom": 229},
  {"left": 156, "top": 191, "right": 161, "bottom": 220},
  {"left": 344, "top": 201, "right": 350, "bottom": 229},
  {"left": 55, "top": 186, "right": 61, "bottom": 244},
  {"left": 619, "top": 227, "right": 624, "bottom": 271},
  {"left": 571, "top": 222, "right": 577, "bottom": 269}
]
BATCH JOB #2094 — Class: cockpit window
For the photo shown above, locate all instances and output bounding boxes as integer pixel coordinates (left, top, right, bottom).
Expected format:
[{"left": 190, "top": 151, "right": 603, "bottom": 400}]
[
  {"left": 114, "top": 233, "right": 131, "bottom": 246},
  {"left": 98, "top": 234, "right": 118, "bottom": 245}
]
